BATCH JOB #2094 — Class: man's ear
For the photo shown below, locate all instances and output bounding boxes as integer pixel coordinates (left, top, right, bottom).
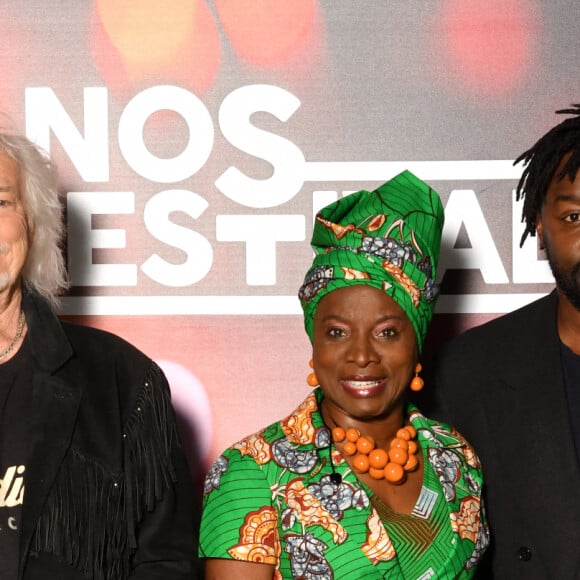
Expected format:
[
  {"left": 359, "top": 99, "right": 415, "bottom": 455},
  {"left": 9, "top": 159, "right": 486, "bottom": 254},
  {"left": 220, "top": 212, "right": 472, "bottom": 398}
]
[{"left": 535, "top": 214, "right": 545, "bottom": 250}]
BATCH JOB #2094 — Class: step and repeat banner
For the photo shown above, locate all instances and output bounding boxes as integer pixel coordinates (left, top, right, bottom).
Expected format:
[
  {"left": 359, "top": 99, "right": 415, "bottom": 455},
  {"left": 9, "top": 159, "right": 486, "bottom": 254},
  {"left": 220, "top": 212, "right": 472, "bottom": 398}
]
[{"left": 3, "top": 0, "right": 578, "bottom": 471}]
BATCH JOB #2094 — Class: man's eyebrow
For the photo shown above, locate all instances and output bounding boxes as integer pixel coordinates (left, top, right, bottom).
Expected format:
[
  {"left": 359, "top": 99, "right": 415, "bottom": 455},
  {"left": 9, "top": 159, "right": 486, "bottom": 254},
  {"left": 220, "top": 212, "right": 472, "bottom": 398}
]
[{"left": 554, "top": 193, "right": 580, "bottom": 202}]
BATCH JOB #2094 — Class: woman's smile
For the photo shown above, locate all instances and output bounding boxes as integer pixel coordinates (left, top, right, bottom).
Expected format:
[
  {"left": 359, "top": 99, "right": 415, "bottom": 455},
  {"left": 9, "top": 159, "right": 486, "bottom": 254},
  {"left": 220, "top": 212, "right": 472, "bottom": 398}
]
[{"left": 340, "top": 376, "right": 388, "bottom": 398}]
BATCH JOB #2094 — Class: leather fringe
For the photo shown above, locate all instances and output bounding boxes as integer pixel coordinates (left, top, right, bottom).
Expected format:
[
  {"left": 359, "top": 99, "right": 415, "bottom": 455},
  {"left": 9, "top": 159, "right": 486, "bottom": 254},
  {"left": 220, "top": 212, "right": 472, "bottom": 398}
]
[
  {"left": 31, "top": 363, "right": 178, "bottom": 579},
  {"left": 123, "top": 363, "right": 177, "bottom": 548}
]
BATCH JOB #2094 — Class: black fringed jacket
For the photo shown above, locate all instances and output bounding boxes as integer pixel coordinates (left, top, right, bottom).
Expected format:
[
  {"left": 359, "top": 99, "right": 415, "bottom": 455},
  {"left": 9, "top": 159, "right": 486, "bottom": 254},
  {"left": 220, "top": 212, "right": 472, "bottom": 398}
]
[{"left": 17, "top": 290, "right": 199, "bottom": 579}]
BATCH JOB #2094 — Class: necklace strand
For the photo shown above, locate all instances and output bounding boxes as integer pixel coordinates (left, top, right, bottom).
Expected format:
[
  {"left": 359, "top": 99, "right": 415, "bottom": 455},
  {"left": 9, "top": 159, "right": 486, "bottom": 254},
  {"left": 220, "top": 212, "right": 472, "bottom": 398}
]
[
  {"left": 0, "top": 311, "right": 26, "bottom": 361},
  {"left": 330, "top": 422, "right": 419, "bottom": 484}
]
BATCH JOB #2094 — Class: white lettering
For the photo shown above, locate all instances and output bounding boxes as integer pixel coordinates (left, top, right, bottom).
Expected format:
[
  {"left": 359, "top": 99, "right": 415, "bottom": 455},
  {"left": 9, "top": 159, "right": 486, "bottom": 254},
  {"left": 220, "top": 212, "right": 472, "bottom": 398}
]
[
  {"left": 25, "top": 87, "right": 109, "bottom": 181},
  {"left": 216, "top": 215, "right": 306, "bottom": 285},
  {"left": 0, "top": 465, "right": 25, "bottom": 508},
  {"left": 67, "top": 192, "right": 137, "bottom": 286},
  {"left": 141, "top": 190, "right": 213, "bottom": 286},
  {"left": 439, "top": 189, "right": 509, "bottom": 283},
  {"left": 216, "top": 84, "right": 305, "bottom": 208},
  {"left": 118, "top": 85, "right": 214, "bottom": 183}
]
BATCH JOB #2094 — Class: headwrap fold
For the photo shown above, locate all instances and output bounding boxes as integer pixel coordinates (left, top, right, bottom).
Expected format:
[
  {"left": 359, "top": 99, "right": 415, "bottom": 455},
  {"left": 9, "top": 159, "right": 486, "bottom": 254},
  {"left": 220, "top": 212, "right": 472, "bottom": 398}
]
[{"left": 298, "top": 170, "right": 444, "bottom": 351}]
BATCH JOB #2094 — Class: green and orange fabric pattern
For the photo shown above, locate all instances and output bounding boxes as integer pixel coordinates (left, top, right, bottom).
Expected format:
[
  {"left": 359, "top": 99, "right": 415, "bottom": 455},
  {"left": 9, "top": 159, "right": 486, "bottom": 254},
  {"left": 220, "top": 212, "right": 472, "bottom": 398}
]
[{"left": 199, "top": 390, "right": 489, "bottom": 579}]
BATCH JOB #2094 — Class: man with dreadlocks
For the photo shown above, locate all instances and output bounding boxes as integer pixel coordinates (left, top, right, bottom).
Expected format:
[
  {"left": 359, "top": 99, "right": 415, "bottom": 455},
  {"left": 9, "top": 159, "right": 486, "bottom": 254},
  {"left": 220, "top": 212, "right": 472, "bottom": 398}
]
[{"left": 429, "top": 105, "right": 580, "bottom": 579}]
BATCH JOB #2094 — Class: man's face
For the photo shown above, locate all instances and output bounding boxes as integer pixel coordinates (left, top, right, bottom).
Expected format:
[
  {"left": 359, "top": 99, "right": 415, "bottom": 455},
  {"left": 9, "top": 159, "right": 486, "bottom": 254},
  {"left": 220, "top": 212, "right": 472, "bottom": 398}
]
[
  {"left": 536, "top": 155, "right": 580, "bottom": 310},
  {"left": 0, "top": 152, "right": 29, "bottom": 295}
]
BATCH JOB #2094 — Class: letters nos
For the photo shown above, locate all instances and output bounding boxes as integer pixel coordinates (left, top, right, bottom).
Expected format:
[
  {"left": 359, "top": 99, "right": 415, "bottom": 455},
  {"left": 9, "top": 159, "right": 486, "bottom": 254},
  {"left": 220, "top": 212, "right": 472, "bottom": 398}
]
[{"left": 24, "top": 85, "right": 551, "bottom": 289}]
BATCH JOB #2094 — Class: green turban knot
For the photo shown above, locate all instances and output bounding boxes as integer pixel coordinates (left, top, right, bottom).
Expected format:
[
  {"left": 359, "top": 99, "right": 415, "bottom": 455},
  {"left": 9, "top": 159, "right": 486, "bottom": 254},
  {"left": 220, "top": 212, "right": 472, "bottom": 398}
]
[{"left": 299, "top": 170, "right": 444, "bottom": 352}]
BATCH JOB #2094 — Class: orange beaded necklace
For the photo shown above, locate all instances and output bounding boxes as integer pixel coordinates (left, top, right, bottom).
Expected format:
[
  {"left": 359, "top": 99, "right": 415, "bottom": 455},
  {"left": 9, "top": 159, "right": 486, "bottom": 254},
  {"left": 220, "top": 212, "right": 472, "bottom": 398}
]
[{"left": 331, "top": 424, "right": 419, "bottom": 484}]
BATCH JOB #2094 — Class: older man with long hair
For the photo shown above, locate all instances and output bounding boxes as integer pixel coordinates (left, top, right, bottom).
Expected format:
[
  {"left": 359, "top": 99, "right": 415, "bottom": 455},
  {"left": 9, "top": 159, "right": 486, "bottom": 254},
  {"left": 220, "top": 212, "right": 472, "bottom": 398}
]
[{"left": 0, "top": 130, "right": 199, "bottom": 579}]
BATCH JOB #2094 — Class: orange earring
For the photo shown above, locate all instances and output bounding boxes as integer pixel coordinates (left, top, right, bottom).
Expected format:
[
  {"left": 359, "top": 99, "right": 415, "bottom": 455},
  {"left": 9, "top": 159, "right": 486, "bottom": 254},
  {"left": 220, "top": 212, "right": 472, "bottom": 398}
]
[
  {"left": 306, "top": 359, "right": 319, "bottom": 387},
  {"left": 410, "top": 363, "right": 424, "bottom": 392}
]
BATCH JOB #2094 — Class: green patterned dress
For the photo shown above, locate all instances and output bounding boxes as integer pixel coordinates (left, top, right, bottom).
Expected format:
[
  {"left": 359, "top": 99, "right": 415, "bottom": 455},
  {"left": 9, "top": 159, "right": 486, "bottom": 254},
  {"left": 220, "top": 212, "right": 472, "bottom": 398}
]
[{"left": 200, "top": 390, "right": 488, "bottom": 579}]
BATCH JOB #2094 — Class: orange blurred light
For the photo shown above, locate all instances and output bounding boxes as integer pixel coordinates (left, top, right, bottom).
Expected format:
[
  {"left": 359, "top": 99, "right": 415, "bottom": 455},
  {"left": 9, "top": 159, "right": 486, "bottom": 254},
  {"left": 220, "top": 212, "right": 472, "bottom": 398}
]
[
  {"left": 215, "top": 0, "right": 318, "bottom": 68},
  {"left": 91, "top": 0, "right": 220, "bottom": 96},
  {"left": 96, "top": 0, "right": 195, "bottom": 67}
]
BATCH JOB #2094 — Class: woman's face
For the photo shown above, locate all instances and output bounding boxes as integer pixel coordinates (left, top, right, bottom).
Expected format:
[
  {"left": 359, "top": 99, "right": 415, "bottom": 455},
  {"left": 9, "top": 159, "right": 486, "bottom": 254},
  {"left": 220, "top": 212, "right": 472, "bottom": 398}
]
[{"left": 312, "top": 285, "right": 418, "bottom": 424}]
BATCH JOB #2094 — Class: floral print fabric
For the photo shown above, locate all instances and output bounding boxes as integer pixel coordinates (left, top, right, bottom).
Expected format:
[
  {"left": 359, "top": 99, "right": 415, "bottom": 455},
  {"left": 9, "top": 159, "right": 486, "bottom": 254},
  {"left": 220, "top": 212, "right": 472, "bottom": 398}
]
[{"left": 200, "top": 390, "right": 488, "bottom": 579}]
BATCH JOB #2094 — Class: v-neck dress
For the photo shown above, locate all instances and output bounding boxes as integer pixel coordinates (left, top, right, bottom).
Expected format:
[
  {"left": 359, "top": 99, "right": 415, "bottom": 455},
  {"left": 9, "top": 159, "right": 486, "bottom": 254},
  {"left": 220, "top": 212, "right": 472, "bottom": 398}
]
[{"left": 200, "top": 389, "right": 489, "bottom": 579}]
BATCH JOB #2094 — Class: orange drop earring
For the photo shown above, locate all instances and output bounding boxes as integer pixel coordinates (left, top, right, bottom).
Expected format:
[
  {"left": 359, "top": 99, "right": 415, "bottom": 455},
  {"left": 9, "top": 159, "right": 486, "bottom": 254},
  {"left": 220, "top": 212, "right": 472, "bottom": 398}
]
[
  {"left": 306, "top": 359, "right": 319, "bottom": 387},
  {"left": 410, "top": 363, "right": 424, "bottom": 392}
]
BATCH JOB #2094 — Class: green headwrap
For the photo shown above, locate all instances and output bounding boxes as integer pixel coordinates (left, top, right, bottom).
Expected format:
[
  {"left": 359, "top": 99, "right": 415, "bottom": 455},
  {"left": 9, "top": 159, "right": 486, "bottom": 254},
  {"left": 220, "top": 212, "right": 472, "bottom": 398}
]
[{"left": 298, "top": 170, "right": 444, "bottom": 352}]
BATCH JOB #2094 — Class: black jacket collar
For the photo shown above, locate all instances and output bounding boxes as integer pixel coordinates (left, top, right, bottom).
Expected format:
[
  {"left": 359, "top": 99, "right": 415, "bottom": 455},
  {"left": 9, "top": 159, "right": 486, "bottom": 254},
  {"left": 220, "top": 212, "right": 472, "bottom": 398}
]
[
  {"left": 18, "top": 290, "right": 82, "bottom": 578},
  {"left": 22, "top": 288, "right": 73, "bottom": 373}
]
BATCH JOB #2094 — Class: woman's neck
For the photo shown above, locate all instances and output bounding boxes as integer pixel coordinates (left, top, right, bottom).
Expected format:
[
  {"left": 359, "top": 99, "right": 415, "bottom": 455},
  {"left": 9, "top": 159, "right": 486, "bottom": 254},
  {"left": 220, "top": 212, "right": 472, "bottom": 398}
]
[{"left": 320, "top": 398, "right": 407, "bottom": 447}]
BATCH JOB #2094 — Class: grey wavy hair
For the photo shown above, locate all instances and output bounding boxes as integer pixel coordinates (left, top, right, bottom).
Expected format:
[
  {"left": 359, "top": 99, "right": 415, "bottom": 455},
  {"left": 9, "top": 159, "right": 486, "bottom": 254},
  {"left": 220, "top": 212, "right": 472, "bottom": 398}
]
[{"left": 0, "top": 132, "right": 69, "bottom": 307}]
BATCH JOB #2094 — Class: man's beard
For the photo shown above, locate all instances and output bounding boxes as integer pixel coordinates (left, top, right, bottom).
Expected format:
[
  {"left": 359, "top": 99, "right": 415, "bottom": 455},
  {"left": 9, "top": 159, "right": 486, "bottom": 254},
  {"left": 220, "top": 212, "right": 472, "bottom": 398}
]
[
  {"left": 0, "top": 272, "right": 10, "bottom": 293},
  {"left": 545, "top": 245, "right": 580, "bottom": 311},
  {"left": 0, "top": 244, "right": 11, "bottom": 293}
]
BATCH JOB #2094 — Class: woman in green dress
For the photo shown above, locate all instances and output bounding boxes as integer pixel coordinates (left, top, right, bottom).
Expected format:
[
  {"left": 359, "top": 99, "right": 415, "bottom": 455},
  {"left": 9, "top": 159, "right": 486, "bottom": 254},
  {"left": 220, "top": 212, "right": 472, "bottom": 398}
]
[{"left": 199, "top": 171, "right": 489, "bottom": 579}]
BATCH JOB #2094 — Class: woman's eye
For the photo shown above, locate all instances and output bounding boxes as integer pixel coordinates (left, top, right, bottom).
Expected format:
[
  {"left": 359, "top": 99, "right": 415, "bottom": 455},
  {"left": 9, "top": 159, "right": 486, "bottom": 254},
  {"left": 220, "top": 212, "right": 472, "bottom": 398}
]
[
  {"left": 378, "top": 327, "right": 396, "bottom": 338},
  {"left": 328, "top": 327, "right": 346, "bottom": 338},
  {"left": 564, "top": 212, "right": 580, "bottom": 222}
]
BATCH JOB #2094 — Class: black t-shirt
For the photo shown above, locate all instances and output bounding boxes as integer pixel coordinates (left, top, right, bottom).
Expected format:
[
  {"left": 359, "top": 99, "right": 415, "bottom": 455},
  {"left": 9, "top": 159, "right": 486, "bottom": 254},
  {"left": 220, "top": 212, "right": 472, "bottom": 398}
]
[
  {"left": 561, "top": 341, "right": 580, "bottom": 466},
  {"left": 0, "top": 338, "right": 33, "bottom": 579}
]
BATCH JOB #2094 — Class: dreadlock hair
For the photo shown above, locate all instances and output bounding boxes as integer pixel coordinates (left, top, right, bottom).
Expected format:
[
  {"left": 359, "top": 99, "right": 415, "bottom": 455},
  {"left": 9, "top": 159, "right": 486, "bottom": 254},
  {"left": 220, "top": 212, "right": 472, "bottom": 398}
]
[{"left": 515, "top": 104, "right": 580, "bottom": 247}]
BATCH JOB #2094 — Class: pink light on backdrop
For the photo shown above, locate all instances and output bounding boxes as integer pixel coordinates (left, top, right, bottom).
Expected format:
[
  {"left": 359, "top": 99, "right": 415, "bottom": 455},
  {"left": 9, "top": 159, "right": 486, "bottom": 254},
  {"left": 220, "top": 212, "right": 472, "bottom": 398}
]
[
  {"left": 431, "top": 0, "right": 541, "bottom": 100},
  {"left": 90, "top": 0, "right": 220, "bottom": 97},
  {"left": 214, "top": 0, "right": 320, "bottom": 69},
  {"left": 158, "top": 359, "right": 212, "bottom": 462},
  {"left": 0, "top": 10, "right": 32, "bottom": 117}
]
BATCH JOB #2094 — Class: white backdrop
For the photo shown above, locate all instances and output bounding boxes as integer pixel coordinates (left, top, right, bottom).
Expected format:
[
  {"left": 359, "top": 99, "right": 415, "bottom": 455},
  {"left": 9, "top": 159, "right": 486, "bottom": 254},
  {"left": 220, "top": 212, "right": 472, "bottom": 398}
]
[{"left": 3, "top": 0, "right": 578, "bottom": 472}]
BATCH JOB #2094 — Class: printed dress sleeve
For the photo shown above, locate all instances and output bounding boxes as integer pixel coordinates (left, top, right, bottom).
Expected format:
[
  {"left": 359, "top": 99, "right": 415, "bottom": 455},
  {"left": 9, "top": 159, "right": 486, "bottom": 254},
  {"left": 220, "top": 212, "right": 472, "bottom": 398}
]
[{"left": 200, "top": 447, "right": 280, "bottom": 566}]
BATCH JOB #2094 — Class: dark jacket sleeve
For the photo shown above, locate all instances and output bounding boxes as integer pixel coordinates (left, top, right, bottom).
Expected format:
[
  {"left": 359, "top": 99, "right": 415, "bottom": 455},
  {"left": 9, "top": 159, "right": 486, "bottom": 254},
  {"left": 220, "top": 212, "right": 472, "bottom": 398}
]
[{"left": 123, "top": 363, "right": 201, "bottom": 579}]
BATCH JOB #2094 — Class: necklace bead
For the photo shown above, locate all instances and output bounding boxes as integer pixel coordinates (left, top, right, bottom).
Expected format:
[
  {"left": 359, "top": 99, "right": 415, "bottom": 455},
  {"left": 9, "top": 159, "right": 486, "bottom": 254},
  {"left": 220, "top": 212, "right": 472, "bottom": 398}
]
[
  {"left": 331, "top": 424, "right": 419, "bottom": 484},
  {"left": 369, "top": 448, "right": 388, "bottom": 469}
]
